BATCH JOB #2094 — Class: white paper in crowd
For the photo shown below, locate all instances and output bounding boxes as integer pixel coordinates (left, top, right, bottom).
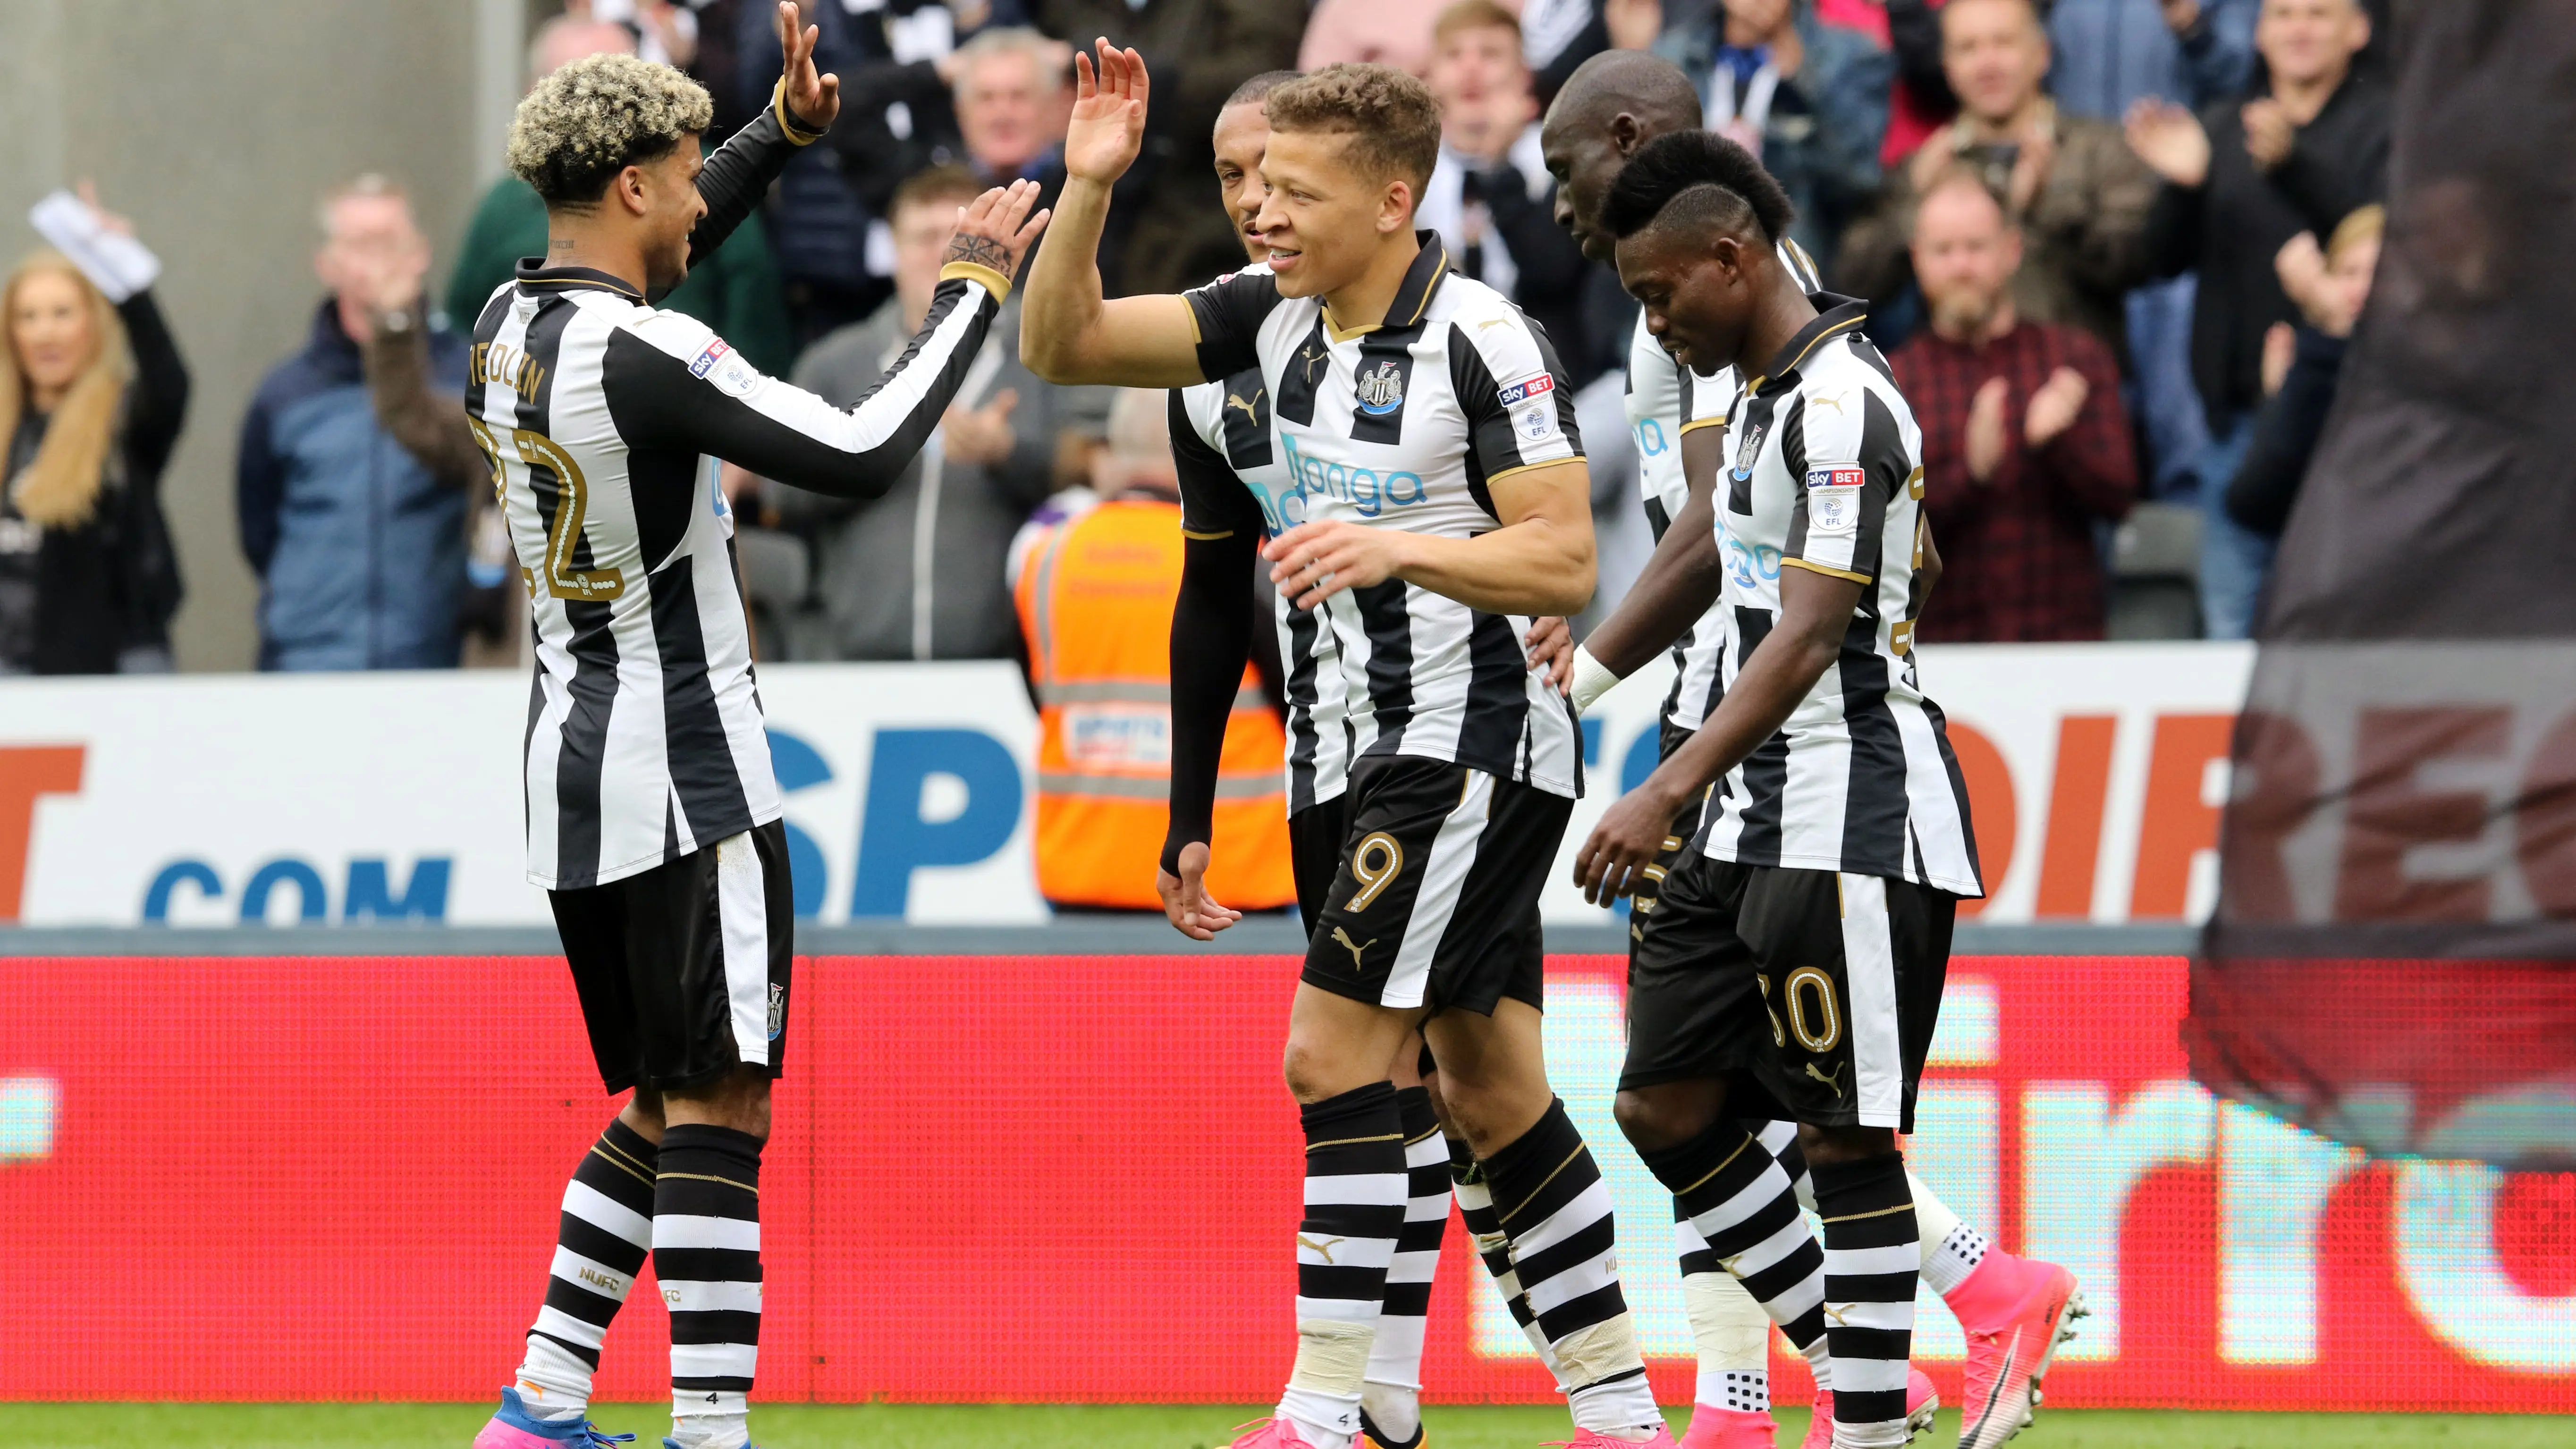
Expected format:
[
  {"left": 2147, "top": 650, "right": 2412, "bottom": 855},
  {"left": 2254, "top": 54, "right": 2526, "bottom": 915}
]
[{"left": 27, "top": 191, "right": 161, "bottom": 303}]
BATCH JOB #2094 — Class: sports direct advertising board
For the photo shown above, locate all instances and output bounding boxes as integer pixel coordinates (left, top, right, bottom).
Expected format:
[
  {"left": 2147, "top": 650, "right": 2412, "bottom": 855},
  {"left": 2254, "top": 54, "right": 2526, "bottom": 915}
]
[
  {"left": 0, "top": 643, "right": 2250, "bottom": 928},
  {"left": 0, "top": 953, "right": 2566, "bottom": 1408}
]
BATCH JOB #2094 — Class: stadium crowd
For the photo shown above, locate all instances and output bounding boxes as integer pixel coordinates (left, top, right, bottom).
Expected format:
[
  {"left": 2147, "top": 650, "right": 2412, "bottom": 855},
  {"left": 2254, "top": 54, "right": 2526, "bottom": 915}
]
[{"left": 0, "top": 0, "right": 2387, "bottom": 682}]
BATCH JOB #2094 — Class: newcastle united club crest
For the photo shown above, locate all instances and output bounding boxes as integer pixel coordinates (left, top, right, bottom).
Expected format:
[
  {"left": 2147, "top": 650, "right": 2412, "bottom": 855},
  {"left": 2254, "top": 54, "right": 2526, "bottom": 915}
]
[{"left": 1355, "top": 359, "right": 1405, "bottom": 417}]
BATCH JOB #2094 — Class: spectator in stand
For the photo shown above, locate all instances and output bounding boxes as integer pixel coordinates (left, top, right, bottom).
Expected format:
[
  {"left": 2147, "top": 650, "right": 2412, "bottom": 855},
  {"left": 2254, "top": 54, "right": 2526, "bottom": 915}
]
[
  {"left": 1838, "top": 0, "right": 2159, "bottom": 357},
  {"left": 239, "top": 177, "right": 472, "bottom": 672},
  {"left": 1028, "top": 0, "right": 1303, "bottom": 295},
  {"left": 1896, "top": 169, "right": 2137, "bottom": 642},
  {"left": 0, "top": 188, "right": 186, "bottom": 674},
  {"left": 448, "top": 16, "right": 794, "bottom": 373},
  {"left": 2227, "top": 202, "right": 2379, "bottom": 540},
  {"left": 1655, "top": 0, "right": 1894, "bottom": 270},
  {"left": 824, "top": 2, "right": 1040, "bottom": 221},
  {"left": 1875, "top": 0, "right": 1957, "bottom": 163},
  {"left": 1421, "top": 1, "right": 1599, "bottom": 373},
  {"left": 769, "top": 167, "right": 1106, "bottom": 661},
  {"left": 2126, "top": 0, "right": 2385, "bottom": 637},
  {"left": 952, "top": 29, "right": 1076, "bottom": 206},
  {"left": 1301, "top": 0, "right": 1658, "bottom": 93}
]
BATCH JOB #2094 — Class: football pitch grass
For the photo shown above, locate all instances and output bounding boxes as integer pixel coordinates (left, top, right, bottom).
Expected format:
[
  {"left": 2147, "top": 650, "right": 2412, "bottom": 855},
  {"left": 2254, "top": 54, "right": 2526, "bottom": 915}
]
[{"left": 0, "top": 1404, "right": 2566, "bottom": 1449}]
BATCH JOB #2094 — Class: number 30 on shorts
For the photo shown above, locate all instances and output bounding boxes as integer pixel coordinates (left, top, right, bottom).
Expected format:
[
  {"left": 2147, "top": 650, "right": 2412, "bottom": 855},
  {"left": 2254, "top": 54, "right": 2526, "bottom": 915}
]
[
  {"left": 1346, "top": 832, "right": 1405, "bottom": 912},
  {"left": 1760, "top": 967, "right": 1844, "bottom": 1052}
]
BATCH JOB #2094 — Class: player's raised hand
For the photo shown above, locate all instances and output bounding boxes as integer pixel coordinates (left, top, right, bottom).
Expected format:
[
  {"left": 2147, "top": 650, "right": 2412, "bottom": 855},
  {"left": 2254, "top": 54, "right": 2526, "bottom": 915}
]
[
  {"left": 944, "top": 179, "right": 1053, "bottom": 281},
  {"left": 1265, "top": 519, "right": 1411, "bottom": 610},
  {"left": 1158, "top": 842, "right": 1243, "bottom": 941},
  {"left": 1065, "top": 39, "right": 1151, "bottom": 185},
  {"left": 775, "top": 1, "right": 841, "bottom": 131}
]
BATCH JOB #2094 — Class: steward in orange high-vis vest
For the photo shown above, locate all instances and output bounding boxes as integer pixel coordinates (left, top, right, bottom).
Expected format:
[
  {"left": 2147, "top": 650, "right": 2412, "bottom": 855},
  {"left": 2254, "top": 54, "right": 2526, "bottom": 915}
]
[{"left": 1013, "top": 470, "right": 1295, "bottom": 913}]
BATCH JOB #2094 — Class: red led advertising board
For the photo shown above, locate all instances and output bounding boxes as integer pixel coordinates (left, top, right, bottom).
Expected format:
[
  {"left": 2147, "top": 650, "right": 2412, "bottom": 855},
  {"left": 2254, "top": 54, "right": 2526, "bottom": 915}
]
[{"left": 0, "top": 954, "right": 2566, "bottom": 1410}]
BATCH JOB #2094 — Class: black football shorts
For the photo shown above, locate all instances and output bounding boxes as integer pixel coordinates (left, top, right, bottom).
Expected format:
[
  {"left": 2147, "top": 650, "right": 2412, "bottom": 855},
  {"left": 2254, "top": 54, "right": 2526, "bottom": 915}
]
[
  {"left": 548, "top": 819, "right": 795, "bottom": 1095},
  {"left": 1622, "top": 854, "right": 1954, "bottom": 1131},
  {"left": 1299, "top": 754, "right": 1570, "bottom": 1017}
]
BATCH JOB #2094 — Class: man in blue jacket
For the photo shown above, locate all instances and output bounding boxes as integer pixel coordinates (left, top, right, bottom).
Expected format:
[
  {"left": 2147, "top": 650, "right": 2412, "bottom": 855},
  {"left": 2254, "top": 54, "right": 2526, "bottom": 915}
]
[{"left": 238, "top": 176, "right": 471, "bottom": 671}]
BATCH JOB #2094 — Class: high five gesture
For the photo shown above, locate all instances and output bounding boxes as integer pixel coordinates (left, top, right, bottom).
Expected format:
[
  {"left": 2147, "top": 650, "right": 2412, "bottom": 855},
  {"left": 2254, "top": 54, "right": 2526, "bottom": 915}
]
[
  {"left": 774, "top": 0, "right": 841, "bottom": 130},
  {"left": 1064, "top": 39, "right": 1151, "bottom": 185}
]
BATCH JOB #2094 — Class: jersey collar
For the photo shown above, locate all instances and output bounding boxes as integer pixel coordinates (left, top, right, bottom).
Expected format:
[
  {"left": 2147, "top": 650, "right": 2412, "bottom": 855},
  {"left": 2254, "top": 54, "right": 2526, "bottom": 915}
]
[
  {"left": 1320, "top": 231, "right": 1450, "bottom": 343},
  {"left": 1745, "top": 293, "right": 1869, "bottom": 396},
  {"left": 512, "top": 259, "right": 646, "bottom": 302}
]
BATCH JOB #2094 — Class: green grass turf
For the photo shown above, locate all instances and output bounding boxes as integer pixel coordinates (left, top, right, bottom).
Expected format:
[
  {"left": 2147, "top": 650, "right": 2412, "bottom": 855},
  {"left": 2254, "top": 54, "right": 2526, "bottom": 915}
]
[{"left": 0, "top": 1405, "right": 2566, "bottom": 1449}]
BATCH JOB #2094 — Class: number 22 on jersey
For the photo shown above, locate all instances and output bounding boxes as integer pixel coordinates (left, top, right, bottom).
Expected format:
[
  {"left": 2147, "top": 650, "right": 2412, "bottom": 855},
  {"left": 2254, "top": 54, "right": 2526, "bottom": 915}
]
[{"left": 467, "top": 417, "right": 626, "bottom": 602}]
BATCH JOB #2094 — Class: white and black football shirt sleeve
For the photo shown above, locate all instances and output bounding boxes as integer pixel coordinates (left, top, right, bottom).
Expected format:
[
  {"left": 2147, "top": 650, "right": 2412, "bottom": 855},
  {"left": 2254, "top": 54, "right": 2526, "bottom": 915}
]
[
  {"left": 1782, "top": 387, "right": 1913, "bottom": 586},
  {"left": 1162, "top": 389, "right": 1269, "bottom": 872},
  {"left": 1182, "top": 269, "right": 1286, "bottom": 381},
  {"left": 600, "top": 270, "right": 1002, "bottom": 500},
  {"left": 1447, "top": 312, "right": 1583, "bottom": 501}
]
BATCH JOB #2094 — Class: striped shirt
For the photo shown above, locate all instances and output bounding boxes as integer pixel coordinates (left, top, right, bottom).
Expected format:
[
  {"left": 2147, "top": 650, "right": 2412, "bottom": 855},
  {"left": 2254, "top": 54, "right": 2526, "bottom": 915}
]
[
  {"left": 1175, "top": 235, "right": 1586, "bottom": 799},
  {"left": 469, "top": 110, "right": 1013, "bottom": 889},
  {"left": 1693, "top": 296, "right": 1983, "bottom": 896},
  {"left": 1623, "top": 238, "right": 1821, "bottom": 734}
]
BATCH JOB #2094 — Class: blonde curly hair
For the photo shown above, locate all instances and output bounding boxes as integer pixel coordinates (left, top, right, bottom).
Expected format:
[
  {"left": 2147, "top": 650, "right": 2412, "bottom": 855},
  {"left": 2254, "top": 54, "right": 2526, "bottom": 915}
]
[{"left": 507, "top": 52, "right": 714, "bottom": 208}]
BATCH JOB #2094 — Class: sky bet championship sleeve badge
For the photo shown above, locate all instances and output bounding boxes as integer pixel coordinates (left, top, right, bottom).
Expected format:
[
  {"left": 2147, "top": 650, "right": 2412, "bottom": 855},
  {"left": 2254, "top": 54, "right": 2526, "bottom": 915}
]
[
  {"left": 1805, "top": 464, "right": 1866, "bottom": 535},
  {"left": 1499, "top": 373, "right": 1559, "bottom": 443},
  {"left": 1356, "top": 359, "right": 1405, "bottom": 416},
  {"left": 691, "top": 337, "right": 760, "bottom": 399}
]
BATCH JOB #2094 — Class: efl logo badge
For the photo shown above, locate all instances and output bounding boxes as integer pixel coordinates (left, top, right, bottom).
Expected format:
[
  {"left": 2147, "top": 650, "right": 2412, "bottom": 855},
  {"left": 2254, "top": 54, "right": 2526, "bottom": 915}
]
[
  {"left": 1806, "top": 465, "right": 1866, "bottom": 536},
  {"left": 1502, "top": 374, "right": 1560, "bottom": 443}
]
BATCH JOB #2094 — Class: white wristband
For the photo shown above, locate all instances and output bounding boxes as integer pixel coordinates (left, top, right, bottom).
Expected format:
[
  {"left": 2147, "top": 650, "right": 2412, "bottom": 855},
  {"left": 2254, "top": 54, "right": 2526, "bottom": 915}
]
[{"left": 1568, "top": 645, "right": 1626, "bottom": 716}]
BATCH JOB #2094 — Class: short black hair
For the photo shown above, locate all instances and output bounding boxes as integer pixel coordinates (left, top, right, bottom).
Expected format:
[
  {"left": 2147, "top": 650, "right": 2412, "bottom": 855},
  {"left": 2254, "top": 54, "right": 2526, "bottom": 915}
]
[
  {"left": 1225, "top": 69, "right": 1302, "bottom": 110},
  {"left": 1599, "top": 129, "right": 1795, "bottom": 244}
]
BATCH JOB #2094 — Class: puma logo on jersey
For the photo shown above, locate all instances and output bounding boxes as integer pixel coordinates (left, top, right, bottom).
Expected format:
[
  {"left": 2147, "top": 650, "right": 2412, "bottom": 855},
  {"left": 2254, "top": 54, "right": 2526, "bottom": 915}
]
[
  {"left": 1476, "top": 316, "right": 1512, "bottom": 331},
  {"left": 1299, "top": 344, "right": 1329, "bottom": 385},
  {"left": 1226, "top": 388, "right": 1265, "bottom": 422},
  {"left": 1298, "top": 1233, "right": 1345, "bottom": 1263},
  {"left": 1806, "top": 1061, "right": 1848, "bottom": 1097},
  {"left": 1807, "top": 391, "right": 1847, "bottom": 416},
  {"left": 1331, "top": 927, "right": 1377, "bottom": 969}
]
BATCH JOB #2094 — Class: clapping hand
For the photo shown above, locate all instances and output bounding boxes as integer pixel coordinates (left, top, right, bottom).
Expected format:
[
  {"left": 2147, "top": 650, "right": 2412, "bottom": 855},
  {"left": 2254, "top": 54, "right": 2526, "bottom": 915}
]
[
  {"left": 942, "top": 389, "right": 1019, "bottom": 466},
  {"left": 2124, "top": 99, "right": 2210, "bottom": 187},
  {"left": 2241, "top": 98, "right": 2295, "bottom": 172},
  {"left": 2024, "top": 366, "right": 2090, "bottom": 449},
  {"left": 775, "top": 2, "right": 841, "bottom": 131},
  {"left": 1066, "top": 39, "right": 1151, "bottom": 185}
]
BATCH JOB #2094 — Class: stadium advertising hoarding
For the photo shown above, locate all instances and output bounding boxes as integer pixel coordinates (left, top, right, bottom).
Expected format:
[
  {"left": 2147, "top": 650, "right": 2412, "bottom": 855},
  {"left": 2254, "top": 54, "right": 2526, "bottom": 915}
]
[
  {"left": 0, "top": 644, "right": 2249, "bottom": 928},
  {"left": 0, "top": 952, "right": 2567, "bottom": 1409}
]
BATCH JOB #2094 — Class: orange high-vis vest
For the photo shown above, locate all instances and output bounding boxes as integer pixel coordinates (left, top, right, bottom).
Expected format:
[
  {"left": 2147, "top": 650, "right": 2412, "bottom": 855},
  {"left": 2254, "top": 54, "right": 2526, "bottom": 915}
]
[{"left": 1014, "top": 497, "right": 1295, "bottom": 910}]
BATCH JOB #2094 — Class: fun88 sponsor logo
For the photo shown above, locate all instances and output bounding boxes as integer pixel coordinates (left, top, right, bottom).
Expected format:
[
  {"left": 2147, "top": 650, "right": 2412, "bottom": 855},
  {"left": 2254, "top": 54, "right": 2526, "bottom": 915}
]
[{"left": 1246, "top": 435, "right": 1431, "bottom": 528}]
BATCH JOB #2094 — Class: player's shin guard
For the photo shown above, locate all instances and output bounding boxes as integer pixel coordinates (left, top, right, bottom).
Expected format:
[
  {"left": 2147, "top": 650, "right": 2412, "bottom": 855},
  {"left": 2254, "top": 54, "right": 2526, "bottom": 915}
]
[
  {"left": 1639, "top": 1120, "right": 1833, "bottom": 1387},
  {"left": 655, "top": 1124, "right": 764, "bottom": 1449},
  {"left": 1449, "top": 1135, "right": 1569, "bottom": 1390},
  {"left": 1811, "top": 1154, "right": 1919, "bottom": 1449},
  {"left": 1284, "top": 1082, "right": 1409, "bottom": 1449},
  {"left": 1676, "top": 1212, "right": 1774, "bottom": 1420},
  {"left": 1484, "top": 1098, "right": 1662, "bottom": 1436},
  {"left": 513, "top": 1118, "right": 659, "bottom": 1422},
  {"left": 1361, "top": 1087, "right": 1447, "bottom": 1445}
]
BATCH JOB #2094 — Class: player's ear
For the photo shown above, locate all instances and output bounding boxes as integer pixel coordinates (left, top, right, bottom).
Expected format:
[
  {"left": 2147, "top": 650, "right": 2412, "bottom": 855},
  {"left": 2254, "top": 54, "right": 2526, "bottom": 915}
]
[{"left": 1382, "top": 178, "right": 1414, "bottom": 236}]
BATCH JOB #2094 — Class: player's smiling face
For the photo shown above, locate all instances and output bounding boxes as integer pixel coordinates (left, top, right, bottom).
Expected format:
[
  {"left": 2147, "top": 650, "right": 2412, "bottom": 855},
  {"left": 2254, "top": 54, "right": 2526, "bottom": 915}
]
[
  {"left": 1211, "top": 101, "right": 1273, "bottom": 265},
  {"left": 640, "top": 139, "right": 708, "bottom": 295},
  {"left": 1616, "top": 224, "right": 1752, "bottom": 374},
  {"left": 1254, "top": 129, "right": 1409, "bottom": 299}
]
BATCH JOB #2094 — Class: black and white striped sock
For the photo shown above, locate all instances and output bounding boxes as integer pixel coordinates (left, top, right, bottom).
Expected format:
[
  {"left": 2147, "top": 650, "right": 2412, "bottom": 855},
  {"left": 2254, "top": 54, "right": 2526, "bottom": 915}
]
[
  {"left": 1282, "top": 1081, "right": 1408, "bottom": 1449},
  {"left": 1484, "top": 1099, "right": 1661, "bottom": 1436},
  {"left": 1360, "top": 1087, "right": 1448, "bottom": 1445},
  {"left": 655, "top": 1124, "right": 764, "bottom": 1449},
  {"left": 1448, "top": 1136, "right": 1568, "bottom": 1389},
  {"left": 1811, "top": 1154, "right": 1919, "bottom": 1449},
  {"left": 1639, "top": 1120, "right": 1833, "bottom": 1390},
  {"left": 513, "top": 1118, "right": 659, "bottom": 1422}
]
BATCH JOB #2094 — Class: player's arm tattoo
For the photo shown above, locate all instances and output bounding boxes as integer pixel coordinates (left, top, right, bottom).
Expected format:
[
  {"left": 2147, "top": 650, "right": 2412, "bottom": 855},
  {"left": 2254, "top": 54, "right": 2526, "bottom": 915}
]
[{"left": 945, "top": 234, "right": 1014, "bottom": 272}]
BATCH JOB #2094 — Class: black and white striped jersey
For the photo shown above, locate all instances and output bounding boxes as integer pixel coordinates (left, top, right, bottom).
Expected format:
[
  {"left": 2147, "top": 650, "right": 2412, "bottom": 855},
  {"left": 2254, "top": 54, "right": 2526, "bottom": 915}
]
[
  {"left": 1694, "top": 297, "right": 1982, "bottom": 896},
  {"left": 1172, "top": 379, "right": 1351, "bottom": 815},
  {"left": 1176, "top": 235, "right": 1587, "bottom": 799},
  {"left": 469, "top": 113, "right": 1014, "bottom": 889},
  {"left": 1622, "top": 238, "right": 1821, "bottom": 734}
]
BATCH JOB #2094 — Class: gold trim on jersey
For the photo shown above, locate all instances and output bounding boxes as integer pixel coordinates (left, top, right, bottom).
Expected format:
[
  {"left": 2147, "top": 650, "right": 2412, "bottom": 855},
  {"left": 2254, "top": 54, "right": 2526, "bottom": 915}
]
[{"left": 1781, "top": 556, "right": 1869, "bottom": 585}]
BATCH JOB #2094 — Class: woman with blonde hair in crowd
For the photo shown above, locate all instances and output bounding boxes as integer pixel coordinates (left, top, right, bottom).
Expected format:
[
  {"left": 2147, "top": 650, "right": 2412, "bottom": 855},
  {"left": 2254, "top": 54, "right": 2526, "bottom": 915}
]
[{"left": 0, "top": 185, "right": 188, "bottom": 674}]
